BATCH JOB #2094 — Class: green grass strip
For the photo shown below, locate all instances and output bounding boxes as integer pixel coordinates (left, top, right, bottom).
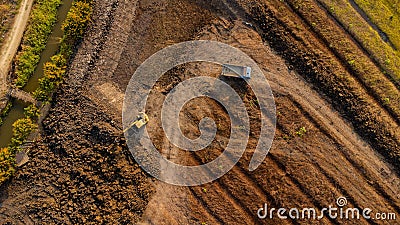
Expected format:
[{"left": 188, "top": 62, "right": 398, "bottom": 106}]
[
  {"left": 320, "top": 0, "right": 400, "bottom": 85},
  {"left": 353, "top": 0, "right": 400, "bottom": 51}
]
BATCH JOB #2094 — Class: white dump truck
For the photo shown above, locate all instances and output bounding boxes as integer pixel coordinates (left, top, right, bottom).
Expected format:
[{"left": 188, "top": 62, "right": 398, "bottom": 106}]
[{"left": 221, "top": 64, "right": 251, "bottom": 79}]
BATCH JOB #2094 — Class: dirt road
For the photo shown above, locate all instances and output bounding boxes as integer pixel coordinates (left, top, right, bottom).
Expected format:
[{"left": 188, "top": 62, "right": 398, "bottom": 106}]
[{"left": 0, "top": 0, "right": 34, "bottom": 95}]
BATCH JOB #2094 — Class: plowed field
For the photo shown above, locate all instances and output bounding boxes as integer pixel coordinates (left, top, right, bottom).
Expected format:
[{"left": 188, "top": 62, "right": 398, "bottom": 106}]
[{"left": 1, "top": 0, "right": 399, "bottom": 224}]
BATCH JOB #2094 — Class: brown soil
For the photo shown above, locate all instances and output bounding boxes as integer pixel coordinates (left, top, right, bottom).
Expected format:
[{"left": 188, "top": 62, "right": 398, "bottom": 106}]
[{"left": 0, "top": 0, "right": 399, "bottom": 224}]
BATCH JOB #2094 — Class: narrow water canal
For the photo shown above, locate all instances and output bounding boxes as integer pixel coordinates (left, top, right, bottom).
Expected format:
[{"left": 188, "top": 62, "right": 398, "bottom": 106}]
[{"left": 0, "top": 0, "right": 73, "bottom": 147}]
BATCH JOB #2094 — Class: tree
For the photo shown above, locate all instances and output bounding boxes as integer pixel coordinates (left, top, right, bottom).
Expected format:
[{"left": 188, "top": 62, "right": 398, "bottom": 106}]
[
  {"left": 24, "top": 104, "right": 40, "bottom": 119},
  {"left": 62, "top": 1, "right": 91, "bottom": 42},
  {"left": 9, "top": 118, "right": 37, "bottom": 149}
]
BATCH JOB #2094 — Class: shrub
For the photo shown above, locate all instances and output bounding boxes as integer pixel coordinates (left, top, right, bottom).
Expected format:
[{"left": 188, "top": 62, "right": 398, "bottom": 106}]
[
  {"left": 0, "top": 101, "right": 13, "bottom": 126},
  {"left": 33, "top": 53, "right": 66, "bottom": 101},
  {"left": 1, "top": 118, "right": 37, "bottom": 183},
  {"left": 9, "top": 118, "right": 37, "bottom": 149},
  {"left": 296, "top": 127, "right": 307, "bottom": 137},
  {"left": 13, "top": 0, "right": 62, "bottom": 88},
  {"left": 34, "top": 0, "right": 92, "bottom": 102},
  {"left": 62, "top": 1, "right": 92, "bottom": 43},
  {"left": 0, "top": 147, "right": 15, "bottom": 184},
  {"left": 24, "top": 104, "right": 40, "bottom": 119}
]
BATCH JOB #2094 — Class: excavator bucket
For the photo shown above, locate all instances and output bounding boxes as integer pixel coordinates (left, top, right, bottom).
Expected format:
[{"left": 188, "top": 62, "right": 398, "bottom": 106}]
[{"left": 123, "top": 112, "right": 149, "bottom": 132}]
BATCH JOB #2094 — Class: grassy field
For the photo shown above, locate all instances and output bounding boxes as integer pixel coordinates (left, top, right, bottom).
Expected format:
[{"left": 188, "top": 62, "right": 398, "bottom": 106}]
[
  {"left": 0, "top": 0, "right": 21, "bottom": 47},
  {"left": 353, "top": 0, "right": 400, "bottom": 50},
  {"left": 288, "top": 0, "right": 400, "bottom": 126},
  {"left": 319, "top": 0, "right": 400, "bottom": 87}
]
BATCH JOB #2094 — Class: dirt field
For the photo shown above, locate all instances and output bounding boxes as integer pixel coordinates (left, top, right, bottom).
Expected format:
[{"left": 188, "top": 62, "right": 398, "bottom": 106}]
[{"left": 0, "top": 0, "right": 399, "bottom": 224}]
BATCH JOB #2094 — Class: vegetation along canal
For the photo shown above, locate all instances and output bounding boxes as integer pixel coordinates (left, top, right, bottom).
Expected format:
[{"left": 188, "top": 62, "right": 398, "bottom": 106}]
[{"left": 0, "top": 0, "right": 73, "bottom": 147}]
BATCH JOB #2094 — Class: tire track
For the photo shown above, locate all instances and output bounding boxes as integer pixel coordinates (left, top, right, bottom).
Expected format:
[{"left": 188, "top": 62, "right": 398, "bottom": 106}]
[
  {"left": 210, "top": 151, "right": 305, "bottom": 225},
  {"left": 347, "top": 0, "right": 396, "bottom": 50},
  {"left": 187, "top": 187, "right": 225, "bottom": 225},
  {"left": 269, "top": 80, "right": 400, "bottom": 213},
  {"left": 202, "top": 12, "right": 399, "bottom": 222},
  {"left": 273, "top": 109, "right": 390, "bottom": 225},
  {"left": 268, "top": 153, "right": 364, "bottom": 224},
  {"left": 315, "top": 0, "right": 400, "bottom": 88},
  {"left": 232, "top": 147, "right": 340, "bottom": 224},
  {"left": 0, "top": 205, "right": 34, "bottom": 225},
  {"left": 214, "top": 10, "right": 400, "bottom": 214},
  {"left": 165, "top": 85, "right": 295, "bottom": 224},
  {"left": 285, "top": 95, "right": 400, "bottom": 214},
  {"left": 282, "top": 0, "right": 400, "bottom": 125},
  {"left": 245, "top": 0, "right": 400, "bottom": 173},
  {"left": 266, "top": 77, "right": 400, "bottom": 208},
  {"left": 187, "top": 128, "right": 332, "bottom": 224},
  {"left": 187, "top": 187, "right": 227, "bottom": 225},
  {"left": 187, "top": 155, "right": 259, "bottom": 225},
  {"left": 269, "top": 134, "right": 382, "bottom": 225}
]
